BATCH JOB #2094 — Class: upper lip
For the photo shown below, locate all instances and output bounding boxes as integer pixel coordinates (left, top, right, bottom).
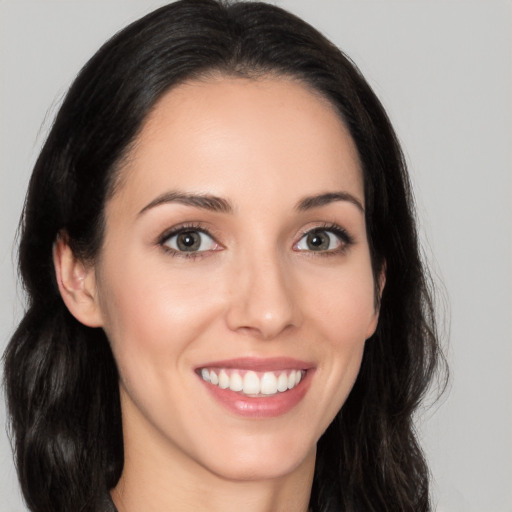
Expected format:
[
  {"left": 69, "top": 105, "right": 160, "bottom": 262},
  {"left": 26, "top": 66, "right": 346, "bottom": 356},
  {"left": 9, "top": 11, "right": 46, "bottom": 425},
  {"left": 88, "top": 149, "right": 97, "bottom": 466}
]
[{"left": 195, "top": 357, "right": 314, "bottom": 372}]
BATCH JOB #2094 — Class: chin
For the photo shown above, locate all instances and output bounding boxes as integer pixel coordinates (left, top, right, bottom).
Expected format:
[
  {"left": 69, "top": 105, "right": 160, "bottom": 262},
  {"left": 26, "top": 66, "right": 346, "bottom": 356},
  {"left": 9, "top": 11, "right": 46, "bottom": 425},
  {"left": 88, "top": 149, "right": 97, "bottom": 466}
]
[{"left": 195, "top": 432, "right": 317, "bottom": 483}]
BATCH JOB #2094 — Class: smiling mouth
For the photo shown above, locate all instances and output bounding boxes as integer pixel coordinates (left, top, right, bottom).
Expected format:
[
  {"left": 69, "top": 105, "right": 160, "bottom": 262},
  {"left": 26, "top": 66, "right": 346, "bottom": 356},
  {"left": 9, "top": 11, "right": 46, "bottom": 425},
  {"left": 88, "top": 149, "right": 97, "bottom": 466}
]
[{"left": 198, "top": 368, "right": 306, "bottom": 396}]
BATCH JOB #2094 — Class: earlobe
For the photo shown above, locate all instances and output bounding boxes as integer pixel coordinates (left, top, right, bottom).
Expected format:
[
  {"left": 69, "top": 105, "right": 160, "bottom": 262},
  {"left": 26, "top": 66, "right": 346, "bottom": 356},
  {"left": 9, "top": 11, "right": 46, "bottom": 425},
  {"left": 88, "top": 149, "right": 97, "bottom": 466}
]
[
  {"left": 53, "top": 233, "right": 103, "bottom": 327},
  {"left": 377, "top": 263, "right": 387, "bottom": 303}
]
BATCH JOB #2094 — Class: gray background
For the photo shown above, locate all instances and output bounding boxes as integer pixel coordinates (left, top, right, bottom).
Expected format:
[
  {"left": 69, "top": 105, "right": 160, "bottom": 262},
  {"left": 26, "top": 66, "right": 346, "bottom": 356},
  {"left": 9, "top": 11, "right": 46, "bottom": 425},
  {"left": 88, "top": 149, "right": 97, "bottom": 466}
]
[{"left": 1, "top": 1, "right": 511, "bottom": 510}]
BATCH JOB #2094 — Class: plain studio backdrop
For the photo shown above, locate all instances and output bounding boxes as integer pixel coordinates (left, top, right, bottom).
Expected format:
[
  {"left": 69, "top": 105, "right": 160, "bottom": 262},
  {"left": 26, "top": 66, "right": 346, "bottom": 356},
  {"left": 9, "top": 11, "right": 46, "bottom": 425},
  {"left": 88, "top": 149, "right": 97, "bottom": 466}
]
[{"left": 1, "top": 1, "right": 511, "bottom": 511}]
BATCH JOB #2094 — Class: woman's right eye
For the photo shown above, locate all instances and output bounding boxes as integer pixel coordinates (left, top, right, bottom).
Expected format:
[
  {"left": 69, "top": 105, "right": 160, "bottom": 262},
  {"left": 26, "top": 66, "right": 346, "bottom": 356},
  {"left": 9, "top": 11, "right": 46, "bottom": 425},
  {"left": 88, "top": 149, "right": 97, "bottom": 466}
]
[{"left": 162, "top": 229, "right": 220, "bottom": 254}]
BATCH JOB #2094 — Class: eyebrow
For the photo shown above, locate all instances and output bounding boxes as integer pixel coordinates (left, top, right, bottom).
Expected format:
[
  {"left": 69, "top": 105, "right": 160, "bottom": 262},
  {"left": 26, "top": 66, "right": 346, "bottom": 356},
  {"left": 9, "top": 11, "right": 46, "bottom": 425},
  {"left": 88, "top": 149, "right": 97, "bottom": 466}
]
[
  {"left": 138, "top": 191, "right": 233, "bottom": 215},
  {"left": 296, "top": 192, "right": 364, "bottom": 213},
  {"left": 138, "top": 190, "right": 363, "bottom": 216}
]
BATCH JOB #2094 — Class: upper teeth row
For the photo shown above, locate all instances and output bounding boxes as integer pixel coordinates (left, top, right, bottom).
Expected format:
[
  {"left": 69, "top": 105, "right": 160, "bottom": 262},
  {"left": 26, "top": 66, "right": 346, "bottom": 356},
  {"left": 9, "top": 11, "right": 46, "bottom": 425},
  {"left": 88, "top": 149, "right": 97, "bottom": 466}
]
[{"left": 201, "top": 368, "right": 304, "bottom": 396}]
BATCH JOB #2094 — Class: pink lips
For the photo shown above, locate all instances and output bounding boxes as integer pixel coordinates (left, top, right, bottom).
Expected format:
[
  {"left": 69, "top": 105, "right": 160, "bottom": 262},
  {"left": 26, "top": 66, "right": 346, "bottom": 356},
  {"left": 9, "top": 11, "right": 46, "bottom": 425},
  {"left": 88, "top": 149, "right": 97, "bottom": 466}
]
[
  {"left": 196, "top": 357, "right": 314, "bottom": 418},
  {"left": 197, "top": 357, "right": 313, "bottom": 372}
]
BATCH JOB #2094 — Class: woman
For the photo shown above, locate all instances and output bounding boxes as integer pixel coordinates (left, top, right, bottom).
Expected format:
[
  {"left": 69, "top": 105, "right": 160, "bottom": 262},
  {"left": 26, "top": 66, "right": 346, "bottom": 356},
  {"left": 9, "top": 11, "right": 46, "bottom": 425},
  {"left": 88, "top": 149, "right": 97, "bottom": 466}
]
[{"left": 3, "top": 1, "right": 445, "bottom": 511}]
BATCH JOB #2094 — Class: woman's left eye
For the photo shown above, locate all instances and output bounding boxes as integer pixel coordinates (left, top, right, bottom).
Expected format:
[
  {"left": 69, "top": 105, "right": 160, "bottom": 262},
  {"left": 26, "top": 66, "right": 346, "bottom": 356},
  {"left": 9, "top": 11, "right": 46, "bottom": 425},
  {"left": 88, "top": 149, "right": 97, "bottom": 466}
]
[
  {"left": 162, "top": 229, "right": 219, "bottom": 253},
  {"left": 294, "top": 227, "right": 351, "bottom": 253}
]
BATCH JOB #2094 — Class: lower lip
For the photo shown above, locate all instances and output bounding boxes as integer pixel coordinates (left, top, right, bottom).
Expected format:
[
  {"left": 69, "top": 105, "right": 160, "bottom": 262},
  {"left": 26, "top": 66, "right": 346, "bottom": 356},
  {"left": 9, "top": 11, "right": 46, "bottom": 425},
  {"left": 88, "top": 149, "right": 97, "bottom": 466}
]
[{"left": 200, "top": 371, "right": 312, "bottom": 418}]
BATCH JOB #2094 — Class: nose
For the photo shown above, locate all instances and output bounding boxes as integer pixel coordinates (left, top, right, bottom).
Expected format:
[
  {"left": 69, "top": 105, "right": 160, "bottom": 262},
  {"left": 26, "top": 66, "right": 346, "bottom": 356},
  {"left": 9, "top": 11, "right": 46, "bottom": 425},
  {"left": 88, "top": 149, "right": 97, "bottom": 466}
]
[{"left": 225, "top": 252, "right": 302, "bottom": 340}]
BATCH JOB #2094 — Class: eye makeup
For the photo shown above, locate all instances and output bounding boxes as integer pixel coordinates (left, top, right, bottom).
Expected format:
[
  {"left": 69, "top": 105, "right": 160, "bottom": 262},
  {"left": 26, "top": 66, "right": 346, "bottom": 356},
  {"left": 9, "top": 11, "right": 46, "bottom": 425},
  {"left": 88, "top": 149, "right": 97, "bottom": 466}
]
[
  {"left": 294, "top": 222, "right": 355, "bottom": 256},
  {"left": 157, "top": 222, "right": 223, "bottom": 259},
  {"left": 156, "top": 219, "right": 355, "bottom": 260}
]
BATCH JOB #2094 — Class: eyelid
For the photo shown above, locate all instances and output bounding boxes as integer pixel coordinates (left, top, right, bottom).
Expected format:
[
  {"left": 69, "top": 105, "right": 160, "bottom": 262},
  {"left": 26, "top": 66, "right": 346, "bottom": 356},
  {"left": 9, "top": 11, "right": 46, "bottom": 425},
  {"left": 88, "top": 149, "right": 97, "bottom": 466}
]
[
  {"left": 156, "top": 221, "right": 353, "bottom": 257},
  {"left": 293, "top": 223, "right": 355, "bottom": 253},
  {"left": 157, "top": 223, "right": 223, "bottom": 257}
]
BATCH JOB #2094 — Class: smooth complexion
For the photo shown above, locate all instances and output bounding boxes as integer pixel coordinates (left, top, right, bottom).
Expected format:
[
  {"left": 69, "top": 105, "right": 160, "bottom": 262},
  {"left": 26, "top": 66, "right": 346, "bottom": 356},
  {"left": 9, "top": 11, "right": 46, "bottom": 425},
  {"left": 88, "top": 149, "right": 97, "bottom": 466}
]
[{"left": 55, "top": 76, "right": 382, "bottom": 512}]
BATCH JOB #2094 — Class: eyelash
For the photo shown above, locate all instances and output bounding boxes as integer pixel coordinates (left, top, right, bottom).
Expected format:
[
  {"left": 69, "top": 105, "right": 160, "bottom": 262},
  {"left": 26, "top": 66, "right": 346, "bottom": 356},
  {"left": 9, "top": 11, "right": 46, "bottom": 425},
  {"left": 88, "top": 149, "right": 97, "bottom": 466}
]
[
  {"left": 157, "top": 222, "right": 354, "bottom": 259},
  {"left": 295, "top": 223, "right": 355, "bottom": 256},
  {"left": 158, "top": 223, "right": 219, "bottom": 259}
]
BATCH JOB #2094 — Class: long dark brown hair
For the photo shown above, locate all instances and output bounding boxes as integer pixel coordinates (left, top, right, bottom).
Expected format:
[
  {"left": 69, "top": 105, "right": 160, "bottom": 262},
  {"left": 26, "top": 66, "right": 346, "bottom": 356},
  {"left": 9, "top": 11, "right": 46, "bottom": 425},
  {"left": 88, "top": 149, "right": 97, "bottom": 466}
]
[{"left": 3, "top": 1, "right": 446, "bottom": 511}]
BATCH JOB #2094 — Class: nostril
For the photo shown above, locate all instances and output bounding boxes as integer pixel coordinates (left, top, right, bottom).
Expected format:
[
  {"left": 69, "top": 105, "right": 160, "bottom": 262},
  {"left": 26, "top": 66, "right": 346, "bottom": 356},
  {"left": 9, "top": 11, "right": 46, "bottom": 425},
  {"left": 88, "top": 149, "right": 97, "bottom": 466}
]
[{"left": 224, "top": 261, "right": 301, "bottom": 338}]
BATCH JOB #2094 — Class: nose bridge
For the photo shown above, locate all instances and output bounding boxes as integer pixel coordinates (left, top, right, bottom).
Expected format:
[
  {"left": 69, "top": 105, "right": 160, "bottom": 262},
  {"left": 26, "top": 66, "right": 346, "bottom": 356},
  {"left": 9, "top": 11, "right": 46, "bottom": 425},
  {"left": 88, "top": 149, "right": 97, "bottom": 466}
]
[{"left": 226, "top": 245, "right": 299, "bottom": 339}]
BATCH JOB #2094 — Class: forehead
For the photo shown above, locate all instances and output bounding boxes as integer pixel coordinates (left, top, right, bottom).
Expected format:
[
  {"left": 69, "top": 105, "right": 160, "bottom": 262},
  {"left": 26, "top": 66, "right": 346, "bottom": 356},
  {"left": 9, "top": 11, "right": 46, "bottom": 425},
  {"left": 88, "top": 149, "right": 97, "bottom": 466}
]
[{"left": 113, "top": 76, "right": 363, "bottom": 212}]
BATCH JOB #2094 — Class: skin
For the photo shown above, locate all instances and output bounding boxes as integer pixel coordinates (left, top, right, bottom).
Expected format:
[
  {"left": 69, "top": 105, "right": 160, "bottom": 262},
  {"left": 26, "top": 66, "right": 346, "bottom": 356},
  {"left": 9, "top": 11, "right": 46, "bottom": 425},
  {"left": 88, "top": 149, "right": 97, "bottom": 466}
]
[{"left": 55, "top": 76, "right": 382, "bottom": 512}]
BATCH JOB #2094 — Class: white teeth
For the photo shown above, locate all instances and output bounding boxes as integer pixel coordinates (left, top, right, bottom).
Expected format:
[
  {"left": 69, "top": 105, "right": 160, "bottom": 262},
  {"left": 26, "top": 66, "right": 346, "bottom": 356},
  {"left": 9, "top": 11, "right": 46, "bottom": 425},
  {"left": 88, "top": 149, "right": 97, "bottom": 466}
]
[
  {"left": 218, "top": 369, "right": 229, "bottom": 389},
  {"left": 260, "top": 372, "right": 278, "bottom": 395},
  {"left": 200, "top": 368, "right": 305, "bottom": 396},
  {"left": 277, "top": 372, "right": 289, "bottom": 392},
  {"left": 243, "top": 371, "right": 261, "bottom": 395},
  {"left": 287, "top": 371, "right": 296, "bottom": 389},
  {"left": 229, "top": 372, "right": 243, "bottom": 392}
]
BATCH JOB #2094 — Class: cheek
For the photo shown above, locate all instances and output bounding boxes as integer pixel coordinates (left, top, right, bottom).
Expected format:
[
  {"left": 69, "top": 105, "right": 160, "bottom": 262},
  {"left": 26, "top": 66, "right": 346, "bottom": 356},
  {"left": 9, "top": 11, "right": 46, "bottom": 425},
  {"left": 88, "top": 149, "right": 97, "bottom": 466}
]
[
  {"left": 299, "top": 258, "right": 376, "bottom": 412},
  {"left": 327, "top": 273, "right": 376, "bottom": 373},
  {"left": 302, "top": 257, "right": 377, "bottom": 341},
  {"left": 96, "top": 255, "right": 224, "bottom": 382}
]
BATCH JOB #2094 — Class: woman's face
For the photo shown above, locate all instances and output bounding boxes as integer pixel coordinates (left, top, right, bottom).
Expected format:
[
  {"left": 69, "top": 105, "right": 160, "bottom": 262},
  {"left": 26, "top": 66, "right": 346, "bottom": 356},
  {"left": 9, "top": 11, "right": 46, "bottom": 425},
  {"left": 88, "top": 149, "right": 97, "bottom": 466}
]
[{"left": 92, "top": 76, "right": 380, "bottom": 482}]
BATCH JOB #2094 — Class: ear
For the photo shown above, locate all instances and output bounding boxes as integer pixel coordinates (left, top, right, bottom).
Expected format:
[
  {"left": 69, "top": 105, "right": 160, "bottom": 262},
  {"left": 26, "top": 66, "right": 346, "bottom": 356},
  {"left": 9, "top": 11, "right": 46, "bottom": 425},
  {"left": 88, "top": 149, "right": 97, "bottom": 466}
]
[
  {"left": 365, "top": 263, "right": 387, "bottom": 339},
  {"left": 53, "top": 233, "right": 103, "bottom": 327}
]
